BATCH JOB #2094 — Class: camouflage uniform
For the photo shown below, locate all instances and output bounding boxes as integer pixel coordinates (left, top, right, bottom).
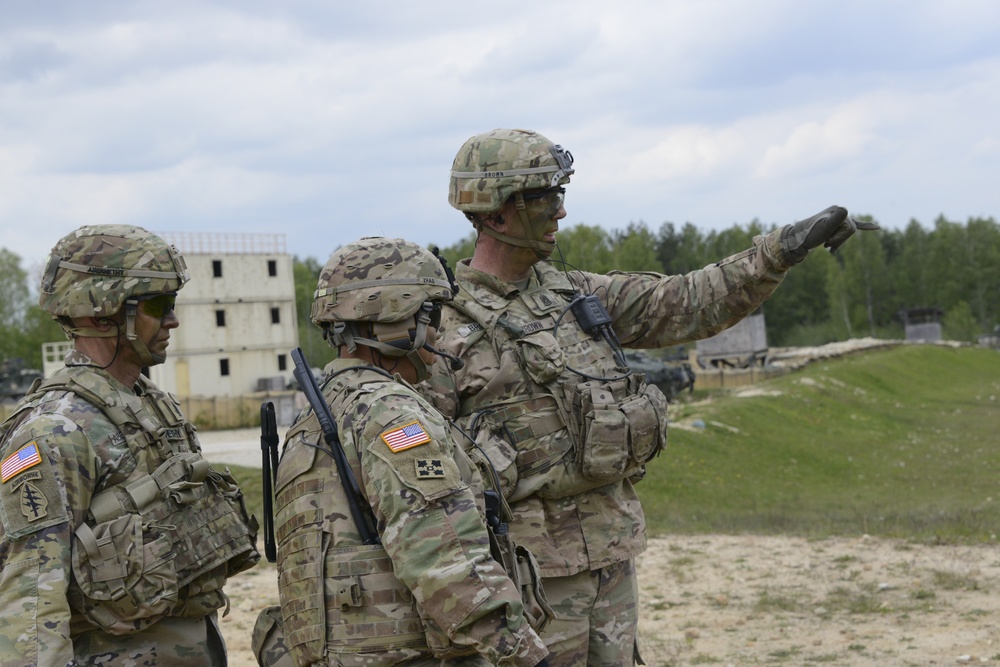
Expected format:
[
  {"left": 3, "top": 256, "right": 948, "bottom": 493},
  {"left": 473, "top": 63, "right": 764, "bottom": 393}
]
[
  {"left": 421, "top": 234, "right": 791, "bottom": 665},
  {"left": 418, "top": 128, "right": 857, "bottom": 666},
  {"left": 260, "top": 237, "right": 550, "bottom": 667},
  {"left": 273, "top": 359, "right": 550, "bottom": 667},
  {"left": 0, "top": 225, "right": 259, "bottom": 666}
]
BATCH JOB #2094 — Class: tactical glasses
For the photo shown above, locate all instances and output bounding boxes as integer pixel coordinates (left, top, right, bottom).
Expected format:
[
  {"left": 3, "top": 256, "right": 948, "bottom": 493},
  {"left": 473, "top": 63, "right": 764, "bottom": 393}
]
[
  {"left": 519, "top": 186, "right": 565, "bottom": 219},
  {"left": 136, "top": 293, "right": 178, "bottom": 319}
]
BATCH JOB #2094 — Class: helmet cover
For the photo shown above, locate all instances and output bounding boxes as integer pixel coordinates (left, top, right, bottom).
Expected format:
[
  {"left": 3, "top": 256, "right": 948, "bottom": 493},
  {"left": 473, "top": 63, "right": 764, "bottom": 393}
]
[
  {"left": 39, "top": 224, "right": 189, "bottom": 319},
  {"left": 449, "top": 128, "right": 574, "bottom": 214},
  {"left": 311, "top": 237, "right": 453, "bottom": 326}
]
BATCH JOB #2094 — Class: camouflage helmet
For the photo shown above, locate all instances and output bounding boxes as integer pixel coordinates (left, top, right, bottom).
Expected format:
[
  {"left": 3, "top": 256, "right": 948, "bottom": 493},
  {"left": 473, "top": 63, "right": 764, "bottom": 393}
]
[
  {"left": 311, "top": 237, "right": 453, "bottom": 326},
  {"left": 449, "top": 128, "right": 574, "bottom": 214},
  {"left": 39, "top": 224, "right": 189, "bottom": 319}
]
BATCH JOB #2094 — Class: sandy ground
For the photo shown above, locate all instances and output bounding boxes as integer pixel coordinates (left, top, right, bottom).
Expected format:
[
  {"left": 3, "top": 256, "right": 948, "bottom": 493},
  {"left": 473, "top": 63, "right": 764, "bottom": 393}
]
[
  {"left": 216, "top": 534, "right": 1000, "bottom": 667},
  {"left": 204, "top": 339, "right": 997, "bottom": 667}
]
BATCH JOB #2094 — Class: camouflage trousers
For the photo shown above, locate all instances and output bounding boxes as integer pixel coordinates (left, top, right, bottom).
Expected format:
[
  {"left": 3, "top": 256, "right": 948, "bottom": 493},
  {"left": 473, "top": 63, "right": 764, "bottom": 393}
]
[
  {"left": 538, "top": 559, "right": 639, "bottom": 667},
  {"left": 74, "top": 613, "right": 227, "bottom": 666}
]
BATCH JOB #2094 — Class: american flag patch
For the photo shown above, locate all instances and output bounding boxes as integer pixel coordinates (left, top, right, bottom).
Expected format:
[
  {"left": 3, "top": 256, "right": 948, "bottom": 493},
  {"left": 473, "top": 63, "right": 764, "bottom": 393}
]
[
  {"left": 380, "top": 421, "right": 431, "bottom": 452},
  {"left": 2, "top": 442, "right": 42, "bottom": 483}
]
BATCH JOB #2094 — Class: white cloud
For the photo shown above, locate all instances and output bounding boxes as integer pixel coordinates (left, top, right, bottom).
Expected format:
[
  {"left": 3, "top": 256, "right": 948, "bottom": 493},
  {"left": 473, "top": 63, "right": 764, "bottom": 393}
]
[{"left": 1, "top": 0, "right": 999, "bottom": 266}]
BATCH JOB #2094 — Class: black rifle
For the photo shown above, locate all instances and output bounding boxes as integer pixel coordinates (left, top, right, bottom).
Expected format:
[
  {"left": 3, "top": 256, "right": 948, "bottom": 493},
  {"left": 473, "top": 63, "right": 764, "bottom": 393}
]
[
  {"left": 291, "top": 347, "right": 381, "bottom": 546},
  {"left": 259, "top": 401, "right": 280, "bottom": 563}
]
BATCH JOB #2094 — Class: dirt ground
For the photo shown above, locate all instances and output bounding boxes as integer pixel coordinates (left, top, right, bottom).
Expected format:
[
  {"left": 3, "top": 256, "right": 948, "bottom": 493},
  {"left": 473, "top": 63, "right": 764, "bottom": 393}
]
[{"left": 218, "top": 534, "right": 1000, "bottom": 667}]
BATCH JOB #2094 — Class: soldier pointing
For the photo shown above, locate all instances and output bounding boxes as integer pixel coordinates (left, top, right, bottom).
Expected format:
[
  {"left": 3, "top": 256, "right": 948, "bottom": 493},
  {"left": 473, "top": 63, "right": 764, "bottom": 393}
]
[{"left": 420, "top": 128, "right": 879, "bottom": 666}]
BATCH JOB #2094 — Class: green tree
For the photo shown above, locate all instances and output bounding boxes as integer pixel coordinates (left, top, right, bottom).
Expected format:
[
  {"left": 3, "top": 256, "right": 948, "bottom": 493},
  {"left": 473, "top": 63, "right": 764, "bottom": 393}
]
[
  {"left": 292, "top": 255, "right": 337, "bottom": 369},
  {"left": 610, "top": 222, "right": 661, "bottom": 272},
  {"left": 554, "top": 223, "right": 613, "bottom": 273},
  {"left": 435, "top": 231, "right": 478, "bottom": 268},
  {"left": 943, "top": 301, "right": 980, "bottom": 342}
]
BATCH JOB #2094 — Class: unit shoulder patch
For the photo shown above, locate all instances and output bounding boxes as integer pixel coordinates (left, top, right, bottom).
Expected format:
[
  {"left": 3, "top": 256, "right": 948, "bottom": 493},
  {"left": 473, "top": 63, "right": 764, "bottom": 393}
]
[
  {"left": 415, "top": 458, "right": 446, "bottom": 479},
  {"left": 380, "top": 421, "right": 432, "bottom": 453}
]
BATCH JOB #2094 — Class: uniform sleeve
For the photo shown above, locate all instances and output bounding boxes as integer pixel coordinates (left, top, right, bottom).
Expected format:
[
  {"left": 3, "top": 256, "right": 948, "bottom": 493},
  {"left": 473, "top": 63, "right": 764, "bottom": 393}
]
[
  {"left": 360, "top": 394, "right": 548, "bottom": 667},
  {"left": 589, "top": 228, "right": 790, "bottom": 347},
  {"left": 0, "top": 417, "right": 98, "bottom": 667}
]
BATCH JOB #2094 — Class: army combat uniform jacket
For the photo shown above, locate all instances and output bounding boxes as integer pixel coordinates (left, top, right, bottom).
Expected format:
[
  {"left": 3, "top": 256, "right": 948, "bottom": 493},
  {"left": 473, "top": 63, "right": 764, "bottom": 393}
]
[
  {"left": 0, "top": 350, "right": 259, "bottom": 667},
  {"left": 274, "top": 358, "right": 549, "bottom": 667},
  {"left": 421, "top": 230, "right": 791, "bottom": 577}
]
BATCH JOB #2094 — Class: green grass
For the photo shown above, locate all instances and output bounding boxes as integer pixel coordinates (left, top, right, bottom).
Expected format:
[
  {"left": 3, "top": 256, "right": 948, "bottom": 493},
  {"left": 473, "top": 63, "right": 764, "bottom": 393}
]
[
  {"left": 639, "top": 344, "right": 1000, "bottom": 542},
  {"left": 227, "top": 464, "right": 267, "bottom": 532},
  {"left": 227, "top": 345, "right": 1000, "bottom": 544}
]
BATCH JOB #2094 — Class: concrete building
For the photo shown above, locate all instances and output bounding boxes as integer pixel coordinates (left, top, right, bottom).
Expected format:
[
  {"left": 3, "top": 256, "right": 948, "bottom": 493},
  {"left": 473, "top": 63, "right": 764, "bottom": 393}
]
[{"left": 43, "top": 232, "right": 299, "bottom": 398}]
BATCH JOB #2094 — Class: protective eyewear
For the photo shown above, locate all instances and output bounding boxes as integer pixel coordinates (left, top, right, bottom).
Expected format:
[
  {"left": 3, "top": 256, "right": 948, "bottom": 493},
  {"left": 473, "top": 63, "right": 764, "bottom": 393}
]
[
  {"left": 519, "top": 186, "right": 565, "bottom": 218},
  {"left": 136, "top": 293, "right": 178, "bottom": 319}
]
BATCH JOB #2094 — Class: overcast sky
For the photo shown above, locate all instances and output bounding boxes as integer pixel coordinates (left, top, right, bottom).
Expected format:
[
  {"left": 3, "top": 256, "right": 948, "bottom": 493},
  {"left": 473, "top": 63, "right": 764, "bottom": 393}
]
[{"left": 2, "top": 0, "right": 999, "bottom": 275}]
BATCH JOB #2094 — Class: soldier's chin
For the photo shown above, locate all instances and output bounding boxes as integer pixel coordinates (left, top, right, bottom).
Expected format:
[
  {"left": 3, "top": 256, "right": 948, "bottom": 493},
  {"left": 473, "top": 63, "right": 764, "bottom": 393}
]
[{"left": 533, "top": 241, "right": 556, "bottom": 259}]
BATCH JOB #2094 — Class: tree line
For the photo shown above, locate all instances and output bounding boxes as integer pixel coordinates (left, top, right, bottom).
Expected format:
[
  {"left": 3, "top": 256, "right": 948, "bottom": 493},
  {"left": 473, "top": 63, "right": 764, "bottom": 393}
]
[
  {"left": 1, "top": 214, "right": 997, "bottom": 373},
  {"left": 436, "top": 214, "right": 1000, "bottom": 347}
]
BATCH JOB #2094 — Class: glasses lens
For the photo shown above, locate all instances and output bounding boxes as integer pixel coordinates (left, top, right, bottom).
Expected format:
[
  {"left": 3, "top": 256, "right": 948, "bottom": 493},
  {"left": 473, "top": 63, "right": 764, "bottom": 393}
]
[
  {"left": 139, "top": 293, "right": 177, "bottom": 319},
  {"left": 521, "top": 187, "right": 565, "bottom": 217}
]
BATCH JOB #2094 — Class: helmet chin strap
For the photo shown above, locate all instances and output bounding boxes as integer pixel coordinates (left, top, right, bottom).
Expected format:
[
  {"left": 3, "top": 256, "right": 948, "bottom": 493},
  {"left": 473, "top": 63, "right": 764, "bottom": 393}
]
[
  {"left": 473, "top": 193, "right": 555, "bottom": 259},
  {"left": 65, "top": 304, "right": 161, "bottom": 367},
  {"left": 123, "top": 302, "right": 162, "bottom": 366},
  {"left": 349, "top": 314, "right": 434, "bottom": 383}
]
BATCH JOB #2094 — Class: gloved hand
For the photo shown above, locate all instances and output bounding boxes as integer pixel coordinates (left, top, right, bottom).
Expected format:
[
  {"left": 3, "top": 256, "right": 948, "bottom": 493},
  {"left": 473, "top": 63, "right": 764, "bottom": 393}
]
[
  {"left": 779, "top": 205, "right": 880, "bottom": 264},
  {"left": 535, "top": 659, "right": 552, "bottom": 667}
]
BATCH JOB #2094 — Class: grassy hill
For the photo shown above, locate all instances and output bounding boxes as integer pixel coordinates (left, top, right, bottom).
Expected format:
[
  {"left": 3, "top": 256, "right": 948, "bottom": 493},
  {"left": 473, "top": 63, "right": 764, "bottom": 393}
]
[
  {"left": 639, "top": 344, "right": 1000, "bottom": 543},
  {"left": 229, "top": 344, "right": 1000, "bottom": 545}
]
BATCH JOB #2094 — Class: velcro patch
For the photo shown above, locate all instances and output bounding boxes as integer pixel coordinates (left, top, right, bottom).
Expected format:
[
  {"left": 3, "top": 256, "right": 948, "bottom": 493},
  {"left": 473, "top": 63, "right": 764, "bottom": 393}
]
[
  {"left": 2, "top": 442, "right": 42, "bottom": 483},
  {"left": 415, "top": 459, "right": 446, "bottom": 479},
  {"left": 380, "top": 421, "right": 431, "bottom": 453},
  {"left": 19, "top": 482, "right": 48, "bottom": 522}
]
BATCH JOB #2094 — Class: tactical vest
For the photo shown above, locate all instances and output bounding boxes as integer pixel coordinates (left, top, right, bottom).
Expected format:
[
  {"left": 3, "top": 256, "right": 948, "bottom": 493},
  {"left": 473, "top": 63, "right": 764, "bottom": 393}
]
[
  {"left": 449, "top": 263, "right": 670, "bottom": 501},
  {"left": 5, "top": 366, "right": 259, "bottom": 635},
  {"left": 274, "top": 368, "right": 548, "bottom": 667}
]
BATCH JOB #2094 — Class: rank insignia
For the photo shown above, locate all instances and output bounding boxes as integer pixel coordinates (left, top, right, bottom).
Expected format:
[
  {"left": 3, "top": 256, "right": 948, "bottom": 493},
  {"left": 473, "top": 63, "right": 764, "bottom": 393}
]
[
  {"left": 381, "top": 421, "right": 431, "bottom": 453},
  {"left": 415, "top": 459, "right": 446, "bottom": 479}
]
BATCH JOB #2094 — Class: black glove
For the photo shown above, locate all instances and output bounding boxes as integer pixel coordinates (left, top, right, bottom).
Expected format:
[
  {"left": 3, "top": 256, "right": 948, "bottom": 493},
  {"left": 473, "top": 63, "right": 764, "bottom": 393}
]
[
  {"left": 535, "top": 659, "right": 552, "bottom": 667},
  {"left": 779, "top": 205, "right": 880, "bottom": 264}
]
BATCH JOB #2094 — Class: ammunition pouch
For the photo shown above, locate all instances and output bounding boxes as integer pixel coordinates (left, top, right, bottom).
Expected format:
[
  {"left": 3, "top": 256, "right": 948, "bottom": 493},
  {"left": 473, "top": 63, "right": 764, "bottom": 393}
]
[
  {"left": 70, "top": 453, "right": 259, "bottom": 634},
  {"left": 565, "top": 373, "right": 668, "bottom": 484},
  {"left": 470, "top": 373, "right": 667, "bottom": 500}
]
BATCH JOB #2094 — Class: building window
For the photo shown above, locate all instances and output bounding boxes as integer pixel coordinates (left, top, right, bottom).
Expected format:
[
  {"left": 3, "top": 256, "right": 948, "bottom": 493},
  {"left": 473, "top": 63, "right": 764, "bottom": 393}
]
[
  {"left": 212, "top": 260, "right": 223, "bottom": 278},
  {"left": 268, "top": 259, "right": 277, "bottom": 277},
  {"left": 216, "top": 310, "right": 226, "bottom": 327},
  {"left": 220, "top": 358, "right": 230, "bottom": 376},
  {"left": 278, "top": 354, "right": 287, "bottom": 371},
  {"left": 271, "top": 307, "right": 280, "bottom": 324}
]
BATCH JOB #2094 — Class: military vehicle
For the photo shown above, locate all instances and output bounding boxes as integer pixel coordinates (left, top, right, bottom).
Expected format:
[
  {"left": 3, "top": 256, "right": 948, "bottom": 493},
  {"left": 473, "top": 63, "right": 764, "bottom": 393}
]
[
  {"left": 0, "top": 358, "right": 42, "bottom": 404},
  {"left": 624, "top": 349, "right": 695, "bottom": 400}
]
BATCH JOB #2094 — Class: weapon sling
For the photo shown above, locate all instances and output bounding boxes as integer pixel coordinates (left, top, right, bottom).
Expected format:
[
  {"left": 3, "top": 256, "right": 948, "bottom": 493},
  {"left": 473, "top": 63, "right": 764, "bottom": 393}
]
[
  {"left": 260, "top": 401, "right": 280, "bottom": 563},
  {"left": 291, "top": 347, "right": 381, "bottom": 545}
]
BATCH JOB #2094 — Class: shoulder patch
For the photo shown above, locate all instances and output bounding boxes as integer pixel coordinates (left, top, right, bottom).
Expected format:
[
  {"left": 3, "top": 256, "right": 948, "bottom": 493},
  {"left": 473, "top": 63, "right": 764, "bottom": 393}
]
[
  {"left": 2, "top": 442, "right": 43, "bottom": 483},
  {"left": 414, "top": 458, "right": 447, "bottom": 480},
  {"left": 380, "top": 421, "right": 432, "bottom": 453}
]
